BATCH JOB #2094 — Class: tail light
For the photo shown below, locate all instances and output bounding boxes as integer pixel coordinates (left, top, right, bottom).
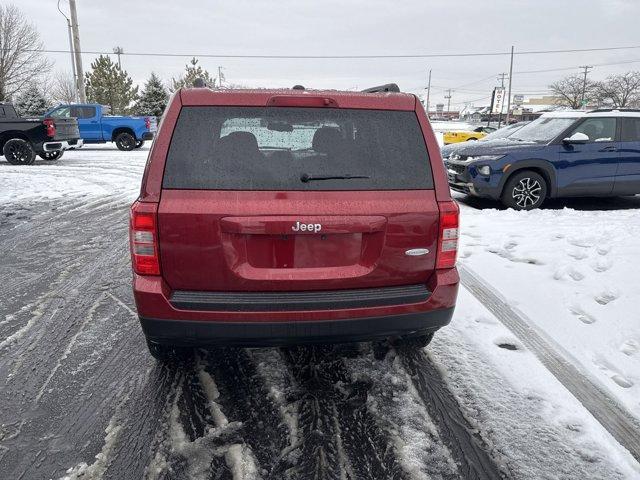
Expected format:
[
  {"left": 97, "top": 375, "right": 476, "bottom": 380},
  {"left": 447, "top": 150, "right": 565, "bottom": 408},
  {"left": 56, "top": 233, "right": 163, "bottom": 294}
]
[
  {"left": 436, "top": 201, "right": 459, "bottom": 269},
  {"left": 145, "top": 117, "right": 151, "bottom": 129},
  {"left": 43, "top": 118, "right": 56, "bottom": 138},
  {"left": 130, "top": 201, "right": 160, "bottom": 275}
]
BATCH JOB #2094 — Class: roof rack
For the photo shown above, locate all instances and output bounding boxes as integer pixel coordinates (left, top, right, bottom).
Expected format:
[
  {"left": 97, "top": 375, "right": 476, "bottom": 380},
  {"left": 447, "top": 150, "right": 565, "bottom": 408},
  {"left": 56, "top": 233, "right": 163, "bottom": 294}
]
[
  {"left": 588, "top": 108, "right": 640, "bottom": 113},
  {"left": 361, "top": 83, "right": 400, "bottom": 93},
  {"left": 193, "top": 78, "right": 207, "bottom": 88}
]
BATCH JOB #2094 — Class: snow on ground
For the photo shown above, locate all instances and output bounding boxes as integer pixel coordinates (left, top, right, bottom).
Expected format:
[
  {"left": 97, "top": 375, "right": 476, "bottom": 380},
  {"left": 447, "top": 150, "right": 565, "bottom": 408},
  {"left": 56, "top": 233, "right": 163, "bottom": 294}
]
[
  {"left": 0, "top": 145, "right": 145, "bottom": 203},
  {"left": 455, "top": 193, "right": 640, "bottom": 420},
  {"left": 431, "top": 288, "right": 640, "bottom": 479}
]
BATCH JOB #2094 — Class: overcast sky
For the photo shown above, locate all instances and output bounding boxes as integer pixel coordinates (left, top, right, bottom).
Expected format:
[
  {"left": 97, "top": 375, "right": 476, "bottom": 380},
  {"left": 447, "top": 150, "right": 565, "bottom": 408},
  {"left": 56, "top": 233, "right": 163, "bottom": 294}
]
[{"left": 16, "top": 0, "right": 640, "bottom": 107}]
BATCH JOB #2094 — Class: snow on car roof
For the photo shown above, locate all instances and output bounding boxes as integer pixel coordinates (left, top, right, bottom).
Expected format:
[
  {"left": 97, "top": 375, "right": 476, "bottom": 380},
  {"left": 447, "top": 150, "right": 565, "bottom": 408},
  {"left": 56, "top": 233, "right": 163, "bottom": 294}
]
[
  {"left": 586, "top": 110, "right": 640, "bottom": 117},
  {"left": 539, "top": 111, "right": 585, "bottom": 118}
]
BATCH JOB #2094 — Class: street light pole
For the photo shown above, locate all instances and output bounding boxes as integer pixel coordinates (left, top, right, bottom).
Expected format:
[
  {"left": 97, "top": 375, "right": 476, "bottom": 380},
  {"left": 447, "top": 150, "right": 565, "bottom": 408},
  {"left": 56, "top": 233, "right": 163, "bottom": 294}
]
[{"left": 69, "top": 0, "right": 86, "bottom": 102}]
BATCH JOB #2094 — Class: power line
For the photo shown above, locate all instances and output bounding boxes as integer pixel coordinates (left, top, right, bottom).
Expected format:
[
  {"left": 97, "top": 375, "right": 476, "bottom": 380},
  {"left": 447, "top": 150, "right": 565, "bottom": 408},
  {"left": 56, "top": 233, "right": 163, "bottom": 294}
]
[
  {"left": 449, "top": 95, "right": 492, "bottom": 106},
  {"left": 5, "top": 44, "right": 640, "bottom": 59}
]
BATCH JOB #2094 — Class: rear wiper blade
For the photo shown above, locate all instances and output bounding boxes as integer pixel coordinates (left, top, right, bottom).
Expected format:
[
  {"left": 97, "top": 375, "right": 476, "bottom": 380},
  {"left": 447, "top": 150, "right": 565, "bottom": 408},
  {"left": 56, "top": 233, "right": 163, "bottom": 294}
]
[{"left": 300, "top": 173, "right": 370, "bottom": 183}]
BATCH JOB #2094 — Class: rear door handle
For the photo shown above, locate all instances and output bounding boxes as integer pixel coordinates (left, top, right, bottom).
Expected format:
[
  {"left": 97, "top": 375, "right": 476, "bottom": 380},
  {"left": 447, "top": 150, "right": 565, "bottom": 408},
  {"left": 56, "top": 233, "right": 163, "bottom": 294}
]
[{"left": 599, "top": 146, "right": 617, "bottom": 152}]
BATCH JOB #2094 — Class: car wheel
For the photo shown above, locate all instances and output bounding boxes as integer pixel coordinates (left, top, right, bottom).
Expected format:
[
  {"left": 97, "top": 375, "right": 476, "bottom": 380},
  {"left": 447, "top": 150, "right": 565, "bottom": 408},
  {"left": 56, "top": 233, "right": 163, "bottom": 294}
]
[
  {"left": 135, "top": 140, "right": 144, "bottom": 149},
  {"left": 501, "top": 170, "right": 547, "bottom": 210},
  {"left": 146, "top": 339, "right": 193, "bottom": 362},
  {"left": 3, "top": 138, "right": 36, "bottom": 165},
  {"left": 392, "top": 332, "right": 435, "bottom": 349},
  {"left": 39, "top": 150, "right": 64, "bottom": 161},
  {"left": 115, "top": 132, "right": 136, "bottom": 151},
  {"left": 466, "top": 137, "right": 478, "bottom": 141}
]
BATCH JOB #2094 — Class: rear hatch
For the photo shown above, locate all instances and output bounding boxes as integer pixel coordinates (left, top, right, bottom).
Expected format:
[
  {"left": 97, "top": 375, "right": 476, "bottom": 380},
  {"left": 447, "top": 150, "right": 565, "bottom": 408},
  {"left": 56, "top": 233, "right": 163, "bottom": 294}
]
[
  {"left": 158, "top": 103, "right": 439, "bottom": 293},
  {"left": 51, "top": 117, "right": 80, "bottom": 140}
]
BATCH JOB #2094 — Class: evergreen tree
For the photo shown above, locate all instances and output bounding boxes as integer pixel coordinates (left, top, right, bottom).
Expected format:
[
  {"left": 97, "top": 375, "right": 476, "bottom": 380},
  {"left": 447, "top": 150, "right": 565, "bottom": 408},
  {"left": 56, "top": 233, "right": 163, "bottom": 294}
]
[
  {"left": 14, "top": 82, "right": 49, "bottom": 116},
  {"left": 134, "top": 73, "right": 169, "bottom": 117},
  {"left": 85, "top": 55, "right": 138, "bottom": 114},
  {"left": 171, "top": 57, "right": 216, "bottom": 91}
]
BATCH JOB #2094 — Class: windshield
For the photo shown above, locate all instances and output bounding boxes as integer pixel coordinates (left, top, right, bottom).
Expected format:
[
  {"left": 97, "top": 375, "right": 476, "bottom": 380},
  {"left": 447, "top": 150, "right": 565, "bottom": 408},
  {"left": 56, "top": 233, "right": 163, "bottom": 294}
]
[
  {"left": 481, "top": 122, "right": 527, "bottom": 141},
  {"left": 510, "top": 117, "right": 578, "bottom": 143}
]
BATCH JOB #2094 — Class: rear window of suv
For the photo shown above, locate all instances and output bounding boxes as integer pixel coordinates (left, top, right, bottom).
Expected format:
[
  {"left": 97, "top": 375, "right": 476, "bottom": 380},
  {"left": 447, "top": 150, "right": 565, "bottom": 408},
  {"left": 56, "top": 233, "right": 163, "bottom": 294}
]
[{"left": 162, "top": 106, "right": 433, "bottom": 190}]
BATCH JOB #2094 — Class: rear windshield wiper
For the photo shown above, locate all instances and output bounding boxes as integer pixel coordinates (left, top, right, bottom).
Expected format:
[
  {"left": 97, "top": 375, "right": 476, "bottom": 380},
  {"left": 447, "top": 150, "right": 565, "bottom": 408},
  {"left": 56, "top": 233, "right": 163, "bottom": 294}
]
[{"left": 300, "top": 173, "right": 370, "bottom": 183}]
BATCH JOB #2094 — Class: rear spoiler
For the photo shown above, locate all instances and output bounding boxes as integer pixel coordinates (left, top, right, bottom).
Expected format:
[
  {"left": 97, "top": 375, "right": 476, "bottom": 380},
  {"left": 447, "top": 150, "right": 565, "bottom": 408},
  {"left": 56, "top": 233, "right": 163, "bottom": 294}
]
[{"left": 361, "top": 83, "right": 400, "bottom": 93}]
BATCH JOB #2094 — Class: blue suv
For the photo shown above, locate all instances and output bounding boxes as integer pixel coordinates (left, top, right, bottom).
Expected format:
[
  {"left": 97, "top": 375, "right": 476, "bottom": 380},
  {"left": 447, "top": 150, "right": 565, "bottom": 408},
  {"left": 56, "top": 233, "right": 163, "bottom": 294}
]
[{"left": 444, "top": 110, "right": 640, "bottom": 209}]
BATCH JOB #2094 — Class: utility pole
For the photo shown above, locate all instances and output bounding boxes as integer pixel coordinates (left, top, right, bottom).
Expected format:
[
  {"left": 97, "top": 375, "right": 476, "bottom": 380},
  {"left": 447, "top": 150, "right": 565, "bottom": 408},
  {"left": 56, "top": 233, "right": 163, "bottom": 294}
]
[
  {"left": 57, "top": 0, "right": 78, "bottom": 102},
  {"left": 425, "top": 69, "right": 432, "bottom": 119},
  {"left": 579, "top": 65, "right": 593, "bottom": 108},
  {"left": 218, "top": 66, "right": 224, "bottom": 88},
  {"left": 444, "top": 89, "right": 453, "bottom": 117},
  {"left": 69, "top": 0, "right": 86, "bottom": 102},
  {"left": 496, "top": 73, "right": 508, "bottom": 128},
  {"left": 505, "top": 46, "right": 515, "bottom": 125},
  {"left": 113, "top": 46, "right": 124, "bottom": 69}
]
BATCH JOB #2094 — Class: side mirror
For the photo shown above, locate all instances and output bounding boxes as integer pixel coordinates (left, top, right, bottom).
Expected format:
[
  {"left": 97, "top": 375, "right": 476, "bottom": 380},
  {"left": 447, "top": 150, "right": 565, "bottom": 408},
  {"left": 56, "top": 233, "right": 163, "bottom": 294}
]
[{"left": 563, "top": 132, "right": 589, "bottom": 144}]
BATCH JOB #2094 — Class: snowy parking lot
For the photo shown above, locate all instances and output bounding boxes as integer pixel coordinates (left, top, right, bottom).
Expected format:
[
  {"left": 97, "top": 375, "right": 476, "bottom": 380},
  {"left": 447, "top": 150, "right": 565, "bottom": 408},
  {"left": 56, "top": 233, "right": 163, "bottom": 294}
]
[{"left": 1, "top": 146, "right": 639, "bottom": 479}]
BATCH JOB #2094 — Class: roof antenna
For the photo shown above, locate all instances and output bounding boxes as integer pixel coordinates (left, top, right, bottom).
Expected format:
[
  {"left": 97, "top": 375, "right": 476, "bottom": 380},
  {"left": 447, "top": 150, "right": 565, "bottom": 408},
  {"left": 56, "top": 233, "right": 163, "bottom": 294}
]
[
  {"left": 292, "top": 85, "right": 305, "bottom": 90},
  {"left": 193, "top": 78, "right": 206, "bottom": 88}
]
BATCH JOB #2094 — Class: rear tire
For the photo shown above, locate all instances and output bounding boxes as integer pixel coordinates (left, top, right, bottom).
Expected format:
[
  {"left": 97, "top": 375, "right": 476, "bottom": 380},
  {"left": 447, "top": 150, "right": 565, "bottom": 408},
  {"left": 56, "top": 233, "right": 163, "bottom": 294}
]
[
  {"left": 146, "top": 339, "right": 193, "bottom": 362},
  {"left": 39, "top": 150, "right": 64, "bottom": 161},
  {"left": 3, "top": 138, "right": 36, "bottom": 165},
  {"left": 373, "top": 332, "right": 435, "bottom": 359},
  {"left": 466, "top": 137, "right": 478, "bottom": 141},
  {"left": 115, "top": 132, "right": 136, "bottom": 151},
  {"left": 501, "top": 170, "right": 547, "bottom": 210},
  {"left": 392, "top": 332, "right": 435, "bottom": 349}
]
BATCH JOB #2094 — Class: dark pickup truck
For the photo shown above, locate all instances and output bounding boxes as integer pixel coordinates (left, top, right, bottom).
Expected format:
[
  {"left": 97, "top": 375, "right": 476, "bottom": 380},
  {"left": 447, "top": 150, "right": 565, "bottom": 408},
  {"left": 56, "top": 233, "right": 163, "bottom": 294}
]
[{"left": 0, "top": 103, "right": 83, "bottom": 165}]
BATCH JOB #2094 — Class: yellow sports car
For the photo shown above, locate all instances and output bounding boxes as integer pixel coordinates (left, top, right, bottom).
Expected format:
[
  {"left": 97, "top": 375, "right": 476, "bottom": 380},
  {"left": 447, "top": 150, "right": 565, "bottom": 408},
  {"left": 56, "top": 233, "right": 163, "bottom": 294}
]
[{"left": 443, "top": 126, "right": 496, "bottom": 144}]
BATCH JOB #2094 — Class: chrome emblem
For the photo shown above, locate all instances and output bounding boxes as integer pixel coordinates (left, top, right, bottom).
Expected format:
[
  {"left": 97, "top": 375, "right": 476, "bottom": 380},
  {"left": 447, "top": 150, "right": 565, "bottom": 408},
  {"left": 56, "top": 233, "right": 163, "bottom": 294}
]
[
  {"left": 292, "top": 221, "right": 322, "bottom": 233},
  {"left": 405, "top": 248, "right": 429, "bottom": 256}
]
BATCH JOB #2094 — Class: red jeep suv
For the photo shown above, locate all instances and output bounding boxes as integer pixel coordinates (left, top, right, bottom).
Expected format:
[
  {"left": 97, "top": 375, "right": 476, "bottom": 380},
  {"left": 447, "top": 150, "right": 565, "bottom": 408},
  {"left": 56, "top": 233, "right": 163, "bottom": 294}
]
[{"left": 130, "top": 83, "right": 459, "bottom": 360}]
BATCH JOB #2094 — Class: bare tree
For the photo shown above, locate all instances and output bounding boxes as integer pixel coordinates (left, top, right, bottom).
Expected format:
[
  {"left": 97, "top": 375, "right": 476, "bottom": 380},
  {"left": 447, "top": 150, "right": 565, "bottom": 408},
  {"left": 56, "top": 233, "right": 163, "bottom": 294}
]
[
  {"left": 0, "top": 4, "right": 52, "bottom": 101},
  {"left": 549, "top": 75, "right": 597, "bottom": 109},
  {"left": 595, "top": 72, "right": 640, "bottom": 108},
  {"left": 51, "top": 71, "right": 77, "bottom": 104}
]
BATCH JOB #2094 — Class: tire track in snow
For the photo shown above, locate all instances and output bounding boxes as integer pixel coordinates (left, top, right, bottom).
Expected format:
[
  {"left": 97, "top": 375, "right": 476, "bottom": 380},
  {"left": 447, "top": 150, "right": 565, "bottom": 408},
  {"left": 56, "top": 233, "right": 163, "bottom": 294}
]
[
  {"left": 201, "top": 348, "right": 289, "bottom": 478},
  {"left": 396, "top": 345, "right": 507, "bottom": 480},
  {"left": 281, "top": 345, "right": 408, "bottom": 480},
  {"left": 459, "top": 264, "right": 640, "bottom": 464}
]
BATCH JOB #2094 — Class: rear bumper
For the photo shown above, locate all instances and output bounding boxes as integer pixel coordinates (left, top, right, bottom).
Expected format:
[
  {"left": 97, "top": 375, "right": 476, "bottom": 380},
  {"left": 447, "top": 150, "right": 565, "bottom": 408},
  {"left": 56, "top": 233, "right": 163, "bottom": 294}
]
[
  {"left": 133, "top": 268, "right": 459, "bottom": 346},
  {"left": 142, "top": 132, "right": 154, "bottom": 141},
  {"left": 43, "top": 138, "right": 84, "bottom": 151},
  {"left": 141, "top": 308, "right": 454, "bottom": 346}
]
